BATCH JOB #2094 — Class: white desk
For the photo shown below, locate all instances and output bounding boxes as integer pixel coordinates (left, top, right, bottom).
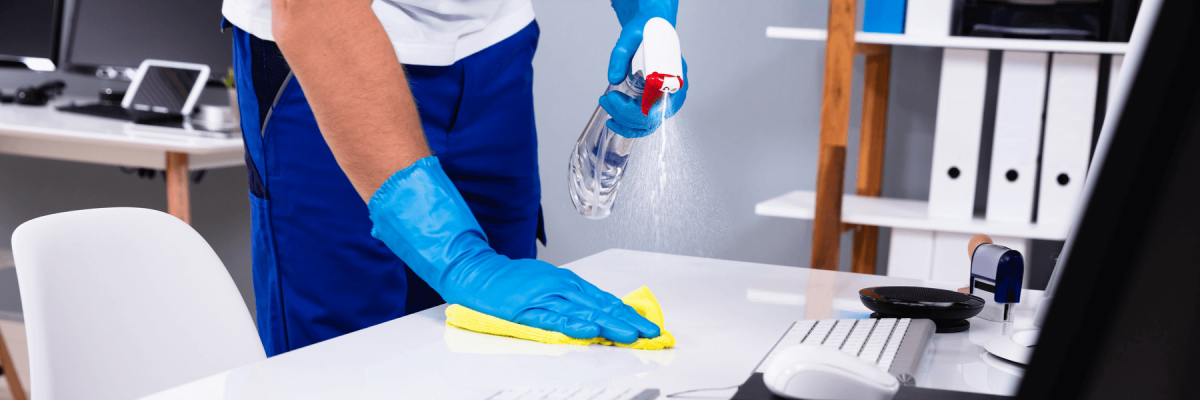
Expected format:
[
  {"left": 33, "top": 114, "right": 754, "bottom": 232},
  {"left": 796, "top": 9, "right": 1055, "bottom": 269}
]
[
  {"left": 144, "top": 250, "right": 1037, "bottom": 399},
  {"left": 0, "top": 99, "right": 244, "bottom": 224}
]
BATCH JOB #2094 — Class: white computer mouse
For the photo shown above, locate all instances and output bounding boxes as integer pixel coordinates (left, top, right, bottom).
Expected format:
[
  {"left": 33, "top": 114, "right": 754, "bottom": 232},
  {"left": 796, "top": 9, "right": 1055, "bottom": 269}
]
[{"left": 762, "top": 344, "right": 900, "bottom": 400}]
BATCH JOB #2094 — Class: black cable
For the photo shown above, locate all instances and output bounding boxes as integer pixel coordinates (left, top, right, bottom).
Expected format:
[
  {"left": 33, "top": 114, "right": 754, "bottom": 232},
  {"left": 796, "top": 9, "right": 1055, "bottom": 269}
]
[
  {"left": 191, "top": 170, "right": 206, "bottom": 184},
  {"left": 664, "top": 385, "right": 741, "bottom": 398},
  {"left": 118, "top": 167, "right": 205, "bottom": 185}
]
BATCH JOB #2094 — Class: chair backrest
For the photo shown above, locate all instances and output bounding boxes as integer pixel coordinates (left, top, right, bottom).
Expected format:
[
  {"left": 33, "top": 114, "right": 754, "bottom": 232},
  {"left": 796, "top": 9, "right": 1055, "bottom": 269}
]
[{"left": 11, "top": 208, "right": 265, "bottom": 400}]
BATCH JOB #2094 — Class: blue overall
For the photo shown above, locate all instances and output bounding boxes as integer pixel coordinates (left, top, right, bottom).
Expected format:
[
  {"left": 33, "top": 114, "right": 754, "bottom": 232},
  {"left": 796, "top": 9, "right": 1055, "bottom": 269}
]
[{"left": 230, "top": 22, "right": 545, "bottom": 356}]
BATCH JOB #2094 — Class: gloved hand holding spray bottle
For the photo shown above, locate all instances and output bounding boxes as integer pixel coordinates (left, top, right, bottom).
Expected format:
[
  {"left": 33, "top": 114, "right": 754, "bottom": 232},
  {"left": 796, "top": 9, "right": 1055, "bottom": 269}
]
[{"left": 569, "top": 6, "right": 688, "bottom": 219}]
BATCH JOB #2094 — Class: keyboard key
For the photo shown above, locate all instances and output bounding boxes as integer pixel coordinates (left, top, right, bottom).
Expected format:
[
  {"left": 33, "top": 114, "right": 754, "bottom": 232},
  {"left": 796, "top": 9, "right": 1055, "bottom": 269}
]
[
  {"left": 792, "top": 320, "right": 816, "bottom": 335},
  {"left": 860, "top": 344, "right": 884, "bottom": 363},
  {"left": 859, "top": 319, "right": 896, "bottom": 363},
  {"left": 803, "top": 320, "right": 835, "bottom": 344},
  {"left": 572, "top": 388, "right": 604, "bottom": 399},
  {"left": 842, "top": 319, "right": 876, "bottom": 355},
  {"left": 824, "top": 320, "right": 856, "bottom": 348},
  {"left": 784, "top": 320, "right": 816, "bottom": 345}
]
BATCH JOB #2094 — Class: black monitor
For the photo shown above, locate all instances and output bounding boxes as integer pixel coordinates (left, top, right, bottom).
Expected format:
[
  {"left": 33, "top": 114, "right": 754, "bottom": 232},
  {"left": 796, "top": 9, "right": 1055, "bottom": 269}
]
[
  {"left": 0, "top": 0, "right": 65, "bottom": 71},
  {"left": 1018, "top": 0, "right": 1200, "bottom": 398},
  {"left": 61, "top": 0, "right": 230, "bottom": 80}
]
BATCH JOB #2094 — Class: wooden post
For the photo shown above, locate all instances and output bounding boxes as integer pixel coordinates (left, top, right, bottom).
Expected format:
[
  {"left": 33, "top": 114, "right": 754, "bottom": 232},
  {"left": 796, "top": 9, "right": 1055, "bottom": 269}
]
[
  {"left": 166, "top": 152, "right": 191, "bottom": 225},
  {"left": 0, "top": 327, "right": 28, "bottom": 400},
  {"left": 812, "top": 0, "right": 857, "bottom": 271},
  {"left": 851, "top": 45, "right": 893, "bottom": 275}
]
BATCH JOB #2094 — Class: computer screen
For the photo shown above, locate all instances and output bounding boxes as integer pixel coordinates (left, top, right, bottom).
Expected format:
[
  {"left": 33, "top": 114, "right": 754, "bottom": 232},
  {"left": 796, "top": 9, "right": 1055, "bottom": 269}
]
[
  {"left": 63, "top": 0, "right": 230, "bottom": 79},
  {"left": 0, "top": 0, "right": 64, "bottom": 71},
  {"left": 1018, "top": 0, "right": 1200, "bottom": 398}
]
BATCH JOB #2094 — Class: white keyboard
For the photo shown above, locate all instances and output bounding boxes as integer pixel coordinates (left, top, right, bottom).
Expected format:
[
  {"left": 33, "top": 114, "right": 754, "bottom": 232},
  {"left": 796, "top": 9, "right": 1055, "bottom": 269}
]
[
  {"left": 754, "top": 318, "right": 935, "bottom": 385},
  {"left": 486, "top": 387, "right": 659, "bottom": 400}
]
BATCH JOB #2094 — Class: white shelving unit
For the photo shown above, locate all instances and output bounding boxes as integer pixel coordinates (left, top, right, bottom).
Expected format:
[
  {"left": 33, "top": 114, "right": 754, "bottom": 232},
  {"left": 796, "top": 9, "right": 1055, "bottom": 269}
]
[
  {"left": 761, "top": 21, "right": 1125, "bottom": 283},
  {"left": 755, "top": 190, "right": 1070, "bottom": 241},
  {"left": 765, "top": 27, "right": 1129, "bottom": 54}
]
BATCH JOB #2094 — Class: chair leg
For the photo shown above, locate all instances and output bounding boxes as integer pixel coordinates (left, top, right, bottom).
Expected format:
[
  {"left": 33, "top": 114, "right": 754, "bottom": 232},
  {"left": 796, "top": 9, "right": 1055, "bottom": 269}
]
[
  {"left": 166, "top": 152, "right": 191, "bottom": 225},
  {"left": 0, "top": 327, "right": 28, "bottom": 400}
]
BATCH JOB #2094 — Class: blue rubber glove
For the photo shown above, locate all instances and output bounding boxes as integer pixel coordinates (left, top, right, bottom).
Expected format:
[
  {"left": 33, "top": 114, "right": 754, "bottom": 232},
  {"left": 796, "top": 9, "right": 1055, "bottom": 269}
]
[
  {"left": 600, "top": 59, "right": 688, "bottom": 138},
  {"left": 368, "top": 157, "right": 662, "bottom": 344},
  {"left": 603, "top": 0, "right": 688, "bottom": 139}
]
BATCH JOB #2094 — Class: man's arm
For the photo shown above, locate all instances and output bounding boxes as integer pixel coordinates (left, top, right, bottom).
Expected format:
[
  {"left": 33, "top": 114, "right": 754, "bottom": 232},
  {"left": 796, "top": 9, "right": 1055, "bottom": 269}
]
[
  {"left": 271, "top": 0, "right": 428, "bottom": 202},
  {"left": 267, "top": 0, "right": 664, "bottom": 343}
]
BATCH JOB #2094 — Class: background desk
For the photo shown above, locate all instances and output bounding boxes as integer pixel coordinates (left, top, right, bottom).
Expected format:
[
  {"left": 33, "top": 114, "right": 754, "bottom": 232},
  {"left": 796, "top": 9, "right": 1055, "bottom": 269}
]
[
  {"left": 145, "top": 249, "right": 1038, "bottom": 399},
  {"left": 0, "top": 99, "right": 243, "bottom": 224}
]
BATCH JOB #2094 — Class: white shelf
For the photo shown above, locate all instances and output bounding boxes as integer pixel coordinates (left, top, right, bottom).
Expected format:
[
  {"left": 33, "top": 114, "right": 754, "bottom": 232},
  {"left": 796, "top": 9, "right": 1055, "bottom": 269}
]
[
  {"left": 766, "top": 27, "right": 1129, "bottom": 54},
  {"left": 755, "top": 190, "right": 1070, "bottom": 240}
]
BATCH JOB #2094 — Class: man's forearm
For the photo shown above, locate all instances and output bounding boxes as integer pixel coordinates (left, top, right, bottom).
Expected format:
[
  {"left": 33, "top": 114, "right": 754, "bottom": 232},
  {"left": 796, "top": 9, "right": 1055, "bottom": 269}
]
[{"left": 271, "top": 0, "right": 430, "bottom": 202}]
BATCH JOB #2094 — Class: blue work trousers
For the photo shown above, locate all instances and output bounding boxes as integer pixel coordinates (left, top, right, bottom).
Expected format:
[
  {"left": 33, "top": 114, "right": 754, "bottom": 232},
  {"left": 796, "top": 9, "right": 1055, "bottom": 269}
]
[{"left": 230, "top": 22, "right": 544, "bottom": 356}]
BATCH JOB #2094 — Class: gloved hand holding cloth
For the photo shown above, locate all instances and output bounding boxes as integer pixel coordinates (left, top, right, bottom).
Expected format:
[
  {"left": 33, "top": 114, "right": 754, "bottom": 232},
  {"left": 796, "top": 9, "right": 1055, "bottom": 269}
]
[
  {"left": 369, "top": 157, "right": 661, "bottom": 344},
  {"left": 447, "top": 286, "right": 675, "bottom": 350},
  {"left": 601, "top": 0, "right": 689, "bottom": 138}
]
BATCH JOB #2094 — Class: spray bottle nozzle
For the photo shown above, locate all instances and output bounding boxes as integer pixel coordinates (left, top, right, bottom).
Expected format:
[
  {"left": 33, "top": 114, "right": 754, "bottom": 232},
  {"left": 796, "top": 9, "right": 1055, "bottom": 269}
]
[
  {"left": 631, "top": 17, "right": 683, "bottom": 116},
  {"left": 641, "top": 73, "right": 682, "bottom": 115}
]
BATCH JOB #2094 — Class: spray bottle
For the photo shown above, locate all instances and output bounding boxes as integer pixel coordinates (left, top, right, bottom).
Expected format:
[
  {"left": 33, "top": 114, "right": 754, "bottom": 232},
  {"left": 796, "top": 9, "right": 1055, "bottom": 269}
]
[{"left": 568, "top": 17, "right": 684, "bottom": 220}]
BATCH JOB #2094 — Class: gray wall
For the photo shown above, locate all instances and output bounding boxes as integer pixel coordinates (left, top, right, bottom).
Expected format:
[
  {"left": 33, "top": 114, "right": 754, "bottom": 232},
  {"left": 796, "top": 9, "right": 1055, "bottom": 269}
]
[
  {"left": 532, "top": 0, "right": 943, "bottom": 272},
  {"left": 0, "top": 0, "right": 1062, "bottom": 321}
]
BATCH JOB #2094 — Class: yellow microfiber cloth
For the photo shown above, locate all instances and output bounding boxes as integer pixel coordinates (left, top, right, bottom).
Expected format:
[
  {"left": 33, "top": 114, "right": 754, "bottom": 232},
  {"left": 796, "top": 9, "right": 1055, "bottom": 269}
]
[{"left": 445, "top": 286, "right": 676, "bottom": 350}]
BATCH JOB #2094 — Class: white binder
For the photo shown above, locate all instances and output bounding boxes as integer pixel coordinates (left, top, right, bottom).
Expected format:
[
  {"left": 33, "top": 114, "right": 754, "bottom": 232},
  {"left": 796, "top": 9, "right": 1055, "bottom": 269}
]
[
  {"left": 928, "top": 48, "right": 990, "bottom": 220},
  {"left": 905, "top": 0, "right": 955, "bottom": 37},
  {"left": 1037, "top": 53, "right": 1100, "bottom": 227},
  {"left": 986, "top": 51, "right": 1049, "bottom": 224}
]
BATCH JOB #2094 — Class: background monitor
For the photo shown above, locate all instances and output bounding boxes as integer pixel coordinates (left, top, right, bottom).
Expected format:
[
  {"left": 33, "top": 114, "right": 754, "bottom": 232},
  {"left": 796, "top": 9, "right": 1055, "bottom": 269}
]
[
  {"left": 62, "top": 0, "right": 231, "bottom": 80},
  {"left": 1018, "top": 0, "right": 1200, "bottom": 398},
  {"left": 0, "top": 0, "right": 65, "bottom": 71}
]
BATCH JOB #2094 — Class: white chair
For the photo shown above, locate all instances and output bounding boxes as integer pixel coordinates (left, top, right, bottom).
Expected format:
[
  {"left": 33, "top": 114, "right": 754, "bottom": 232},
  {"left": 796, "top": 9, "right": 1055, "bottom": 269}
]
[{"left": 11, "top": 208, "right": 265, "bottom": 399}]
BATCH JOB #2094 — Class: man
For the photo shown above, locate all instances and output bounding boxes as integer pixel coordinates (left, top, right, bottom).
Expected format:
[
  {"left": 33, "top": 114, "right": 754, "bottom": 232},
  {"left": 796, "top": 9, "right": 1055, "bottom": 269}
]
[{"left": 221, "top": 0, "right": 689, "bottom": 356}]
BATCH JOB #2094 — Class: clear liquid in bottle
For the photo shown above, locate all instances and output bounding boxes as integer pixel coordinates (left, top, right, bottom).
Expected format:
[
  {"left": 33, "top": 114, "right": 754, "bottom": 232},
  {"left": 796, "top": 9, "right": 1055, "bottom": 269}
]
[{"left": 568, "top": 76, "right": 644, "bottom": 219}]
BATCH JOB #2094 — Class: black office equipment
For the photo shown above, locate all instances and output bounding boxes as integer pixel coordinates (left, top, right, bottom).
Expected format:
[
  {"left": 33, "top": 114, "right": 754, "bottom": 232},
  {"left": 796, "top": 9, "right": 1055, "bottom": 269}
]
[
  {"left": 14, "top": 80, "right": 66, "bottom": 106},
  {"left": 59, "top": 59, "right": 208, "bottom": 123},
  {"left": 56, "top": 103, "right": 183, "bottom": 124},
  {"left": 1104, "top": 0, "right": 1143, "bottom": 41},
  {"left": 859, "top": 287, "right": 984, "bottom": 333},
  {"left": 1016, "top": 0, "right": 1200, "bottom": 398},
  {"left": 955, "top": 0, "right": 1141, "bottom": 42},
  {"left": 98, "top": 88, "right": 125, "bottom": 104},
  {"left": 61, "top": 0, "right": 230, "bottom": 79},
  {"left": 0, "top": 0, "right": 65, "bottom": 71}
]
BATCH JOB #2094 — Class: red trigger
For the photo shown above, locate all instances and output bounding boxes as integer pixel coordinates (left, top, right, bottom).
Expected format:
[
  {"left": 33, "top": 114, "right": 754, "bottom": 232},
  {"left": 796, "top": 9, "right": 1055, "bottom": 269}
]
[{"left": 641, "top": 72, "right": 676, "bottom": 116}]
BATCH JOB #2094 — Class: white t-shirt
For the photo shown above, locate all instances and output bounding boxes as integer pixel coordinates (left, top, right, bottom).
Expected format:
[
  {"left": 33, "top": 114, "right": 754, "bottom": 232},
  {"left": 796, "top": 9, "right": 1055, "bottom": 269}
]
[{"left": 222, "top": 0, "right": 535, "bottom": 66}]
